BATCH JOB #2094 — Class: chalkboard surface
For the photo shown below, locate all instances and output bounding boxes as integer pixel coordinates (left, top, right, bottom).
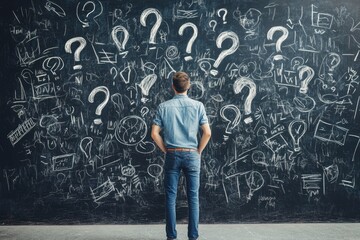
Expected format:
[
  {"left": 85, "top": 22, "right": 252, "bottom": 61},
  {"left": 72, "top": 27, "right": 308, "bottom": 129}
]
[{"left": 1, "top": 0, "right": 360, "bottom": 224}]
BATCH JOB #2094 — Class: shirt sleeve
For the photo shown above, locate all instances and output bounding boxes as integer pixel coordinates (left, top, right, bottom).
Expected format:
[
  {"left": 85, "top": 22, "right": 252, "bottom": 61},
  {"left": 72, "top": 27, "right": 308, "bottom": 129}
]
[
  {"left": 199, "top": 103, "right": 209, "bottom": 126},
  {"left": 153, "top": 105, "right": 163, "bottom": 128}
]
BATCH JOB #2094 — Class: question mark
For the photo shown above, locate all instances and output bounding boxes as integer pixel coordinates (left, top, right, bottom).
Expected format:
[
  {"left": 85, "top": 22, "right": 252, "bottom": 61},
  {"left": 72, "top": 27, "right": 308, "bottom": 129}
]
[
  {"left": 233, "top": 76, "right": 257, "bottom": 124},
  {"left": 65, "top": 37, "right": 87, "bottom": 70},
  {"left": 140, "top": 8, "right": 162, "bottom": 45},
  {"left": 209, "top": 20, "right": 217, "bottom": 31},
  {"left": 298, "top": 65, "right": 315, "bottom": 94},
  {"left": 76, "top": 1, "right": 103, "bottom": 28},
  {"left": 88, "top": 86, "right": 110, "bottom": 124},
  {"left": 220, "top": 104, "right": 241, "bottom": 141},
  {"left": 210, "top": 31, "right": 240, "bottom": 76},
  {"left": 217, "top": 8, "right": 228, "bottom": 24},
  {"left": 267, "top": 26, "right": 289, "bottom": 60},
  {"left": 112, "top": 25, "right": 129, "bottom": 53},
  {"left": 178, "top": 22, "right": 198, "bottom": 61},
  {"left": 326, "top": 52, "right": 341, "bottom": 72}
]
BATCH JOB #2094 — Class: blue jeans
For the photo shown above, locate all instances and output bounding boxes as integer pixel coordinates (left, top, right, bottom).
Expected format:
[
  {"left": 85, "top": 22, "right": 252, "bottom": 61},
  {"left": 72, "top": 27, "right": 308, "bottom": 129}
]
[{"left": 164, "top": 151, "right": 201, "bottom": 240}]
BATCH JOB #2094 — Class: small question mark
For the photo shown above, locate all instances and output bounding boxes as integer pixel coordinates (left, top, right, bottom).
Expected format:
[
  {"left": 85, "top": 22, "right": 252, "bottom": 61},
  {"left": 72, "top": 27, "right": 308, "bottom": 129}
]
[
  {"left": 326, "top": 52, "right": 341, "bottom": 72},
  {"left": 112, "top": 25, "right": 129, "bottom": 53},
  {"left": 140, "top": 8, "right": 162, "bottom": 45},
  {"left": 210, "top": 31, "right": 240, "bottom": 76},
  {"left": 267, "top": 26, "right": 289, "bottom": 60},
  {"left": 76, "top": 1, "right": 103, "bottom": 28},
  {"left": 220, "top": 104, "right": 241, "bottom": 141},
  {"left": 217, "top": 8, "right": 228, "bottom": 24},
  {"left": 209, "top": 20, "right": 217, "bottom": 31},
  {"left": 65, "top": 37, "right": 87, "bottom": 70},
  {"left": 298, "top": 65, "right": 315, "bottom": 94},
  {"left": 178, "top": 22, "right": 198, "bottom": 61},
  {"left": 88, "top": 86, "right": 110, "bottom": 124},
  {"left": 233, "top": 76, "right": 257, "bottom": 124}
]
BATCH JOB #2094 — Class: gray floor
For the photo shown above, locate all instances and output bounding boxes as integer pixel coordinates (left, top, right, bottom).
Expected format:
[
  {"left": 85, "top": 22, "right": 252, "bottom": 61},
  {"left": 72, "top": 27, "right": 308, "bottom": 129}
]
[{"left": 1, "top": 223, "right": 360, "bottom": 240}]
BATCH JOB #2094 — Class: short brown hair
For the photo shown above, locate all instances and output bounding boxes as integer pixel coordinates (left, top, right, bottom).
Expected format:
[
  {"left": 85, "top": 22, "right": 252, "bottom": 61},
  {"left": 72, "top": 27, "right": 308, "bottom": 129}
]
[{"left": 173, "top": 71, "right": 190, "bottom": 93}]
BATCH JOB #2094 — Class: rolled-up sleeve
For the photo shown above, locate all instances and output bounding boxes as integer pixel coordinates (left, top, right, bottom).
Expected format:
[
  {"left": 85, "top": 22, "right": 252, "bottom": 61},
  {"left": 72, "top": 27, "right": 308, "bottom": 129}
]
[
  {"left": 199, "top": 103, "right": 208, "bottom": 126},
  {"left": 153, "top": 105, "right": 163, "bottom": 128}
]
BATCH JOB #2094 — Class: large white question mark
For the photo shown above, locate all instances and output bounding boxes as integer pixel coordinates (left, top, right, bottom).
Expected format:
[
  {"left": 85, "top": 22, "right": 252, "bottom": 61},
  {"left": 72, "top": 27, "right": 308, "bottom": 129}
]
[
  {"left": 210, "top": 31, "right": 240, "bottom": 76},
  {"left": 220, "top": 104, "right": 241, "bottom": 141},
  {"left": 217, "top": 8, "right": 228, "bottom": 24},
  {"left": 298, "top": 65, "right": 315, "bottom": 94},
  {"left": 233, "top": 76, "right": 257, "bottom": 124},
  {"left": 267, "top": 26, "right": 289, "bottom": 60},
  {"left": 64, "top": 37, "right": 87, "bottom": 70},
  {"left": 178, "top": 22, "right": 198, "bottom": 61},
  {"left": 140, "top": 8, "right": 162, "bottom": 45},
  {"left": 111, "top": 25, "right": 129, "bottom": 53},
  {"left": 88, "top": 86, "right": 110, "bottom": 125}
]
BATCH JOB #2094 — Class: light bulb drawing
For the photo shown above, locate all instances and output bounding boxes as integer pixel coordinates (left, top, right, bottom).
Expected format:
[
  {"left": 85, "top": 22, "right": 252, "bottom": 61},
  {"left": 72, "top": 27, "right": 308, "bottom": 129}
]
[{"left": 288, "top": 119, "right": 307, "bottom": 152}]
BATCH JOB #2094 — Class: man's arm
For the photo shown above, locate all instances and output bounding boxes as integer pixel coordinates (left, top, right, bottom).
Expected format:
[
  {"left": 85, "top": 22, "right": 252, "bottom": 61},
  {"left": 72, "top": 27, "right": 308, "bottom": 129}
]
[
  {"left": 198, "top": 123, "right": 211, "bottom": 154},
  {"left": 151, "top": 124, "right": 167, "bottom": 153}
]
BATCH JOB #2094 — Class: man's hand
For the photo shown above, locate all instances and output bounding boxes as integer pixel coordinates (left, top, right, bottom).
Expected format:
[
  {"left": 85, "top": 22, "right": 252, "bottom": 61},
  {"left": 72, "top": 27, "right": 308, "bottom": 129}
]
[
  {"left": 151, "top": 124, "right": 167, "bottom": 153},
  {"left": 198, "top": 123, "right": 211, "bottom": 154}
]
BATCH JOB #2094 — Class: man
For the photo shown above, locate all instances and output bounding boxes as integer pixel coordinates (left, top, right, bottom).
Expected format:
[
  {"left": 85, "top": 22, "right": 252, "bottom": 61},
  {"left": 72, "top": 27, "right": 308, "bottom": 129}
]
[{"left": 151, "top": 71, "right": 211, "bottom": 240}]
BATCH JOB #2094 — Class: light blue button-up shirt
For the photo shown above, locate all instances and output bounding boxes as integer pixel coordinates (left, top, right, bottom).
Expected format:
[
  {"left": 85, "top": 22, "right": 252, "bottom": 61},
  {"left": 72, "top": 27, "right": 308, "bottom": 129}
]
[{"left": 153, "top": 94, "right": 208, "bottom": 149}]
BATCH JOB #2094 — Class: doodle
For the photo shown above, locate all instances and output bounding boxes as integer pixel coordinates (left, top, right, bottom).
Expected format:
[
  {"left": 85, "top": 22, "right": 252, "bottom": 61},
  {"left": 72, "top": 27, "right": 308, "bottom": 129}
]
[
  {"left": 137, "top": 74, "right": 157, "bottom": 96},
  {"left": 220, "top": 104, "right": 241, "bottom": 140},
  {"left": 288, "top": 119, "right": 307, "bottom": 152},
  {"left": 42, "top": 57, "right": 64, "bottom": 75},
  {"left": 245, "top": 171, "right": 264, "bottom": 200},
  {"left": 52, "top": 153, "right": 75, "bottom": 171},
  {"left": 112, "top": 25, "right": 130, "bottom": 54},
  {"left": 233, "top": 8, "right": 262, "bottom": 40},
  {"left": 115, "top": 115, "right": 147, "bottom": 146},
  {"left": 45, "top": 1, "right": 66, "bottom": 17}
]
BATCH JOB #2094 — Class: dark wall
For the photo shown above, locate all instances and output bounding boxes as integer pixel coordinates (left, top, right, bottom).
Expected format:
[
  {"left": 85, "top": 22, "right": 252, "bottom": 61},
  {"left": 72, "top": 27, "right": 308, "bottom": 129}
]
[{"left": 1, "top": 0, "right": 360, "bottom": 224}]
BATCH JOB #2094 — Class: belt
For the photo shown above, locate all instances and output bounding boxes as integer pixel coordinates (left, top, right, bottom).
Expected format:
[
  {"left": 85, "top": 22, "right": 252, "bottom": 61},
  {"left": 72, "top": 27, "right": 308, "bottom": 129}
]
[{"left": 167, "top": 148, "right": 197, "bottom": 152}]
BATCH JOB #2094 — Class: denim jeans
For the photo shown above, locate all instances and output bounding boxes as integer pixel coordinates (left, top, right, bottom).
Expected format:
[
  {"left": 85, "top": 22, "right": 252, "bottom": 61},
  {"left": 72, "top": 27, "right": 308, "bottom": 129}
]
[{"left": 164, "top": 151, "right": 201, "bottom": 240}]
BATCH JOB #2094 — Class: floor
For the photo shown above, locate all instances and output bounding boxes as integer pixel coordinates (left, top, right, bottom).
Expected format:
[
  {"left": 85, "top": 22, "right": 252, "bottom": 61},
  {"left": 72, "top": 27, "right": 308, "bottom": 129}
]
[{"left": 1, "top": 223, "right": 360, "bottom": 240}]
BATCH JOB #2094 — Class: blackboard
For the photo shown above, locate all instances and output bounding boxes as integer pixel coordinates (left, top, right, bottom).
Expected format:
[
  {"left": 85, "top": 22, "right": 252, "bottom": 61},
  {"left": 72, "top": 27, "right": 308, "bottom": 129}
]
[{"left": 1, "top": 0, "right": 360, "bottom": 224}]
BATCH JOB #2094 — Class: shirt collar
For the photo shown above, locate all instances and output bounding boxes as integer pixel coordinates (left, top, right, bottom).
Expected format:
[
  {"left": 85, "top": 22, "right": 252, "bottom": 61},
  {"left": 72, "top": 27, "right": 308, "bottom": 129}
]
[{"left": 173, "top": 94, "right": 188, "bottom": 99}]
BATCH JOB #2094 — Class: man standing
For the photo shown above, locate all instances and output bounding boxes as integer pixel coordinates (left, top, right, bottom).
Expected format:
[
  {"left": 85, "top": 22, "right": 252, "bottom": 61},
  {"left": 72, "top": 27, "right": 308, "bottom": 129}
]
[{"left": 151, "top": 71, "right": 211, "bottom": 240}]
